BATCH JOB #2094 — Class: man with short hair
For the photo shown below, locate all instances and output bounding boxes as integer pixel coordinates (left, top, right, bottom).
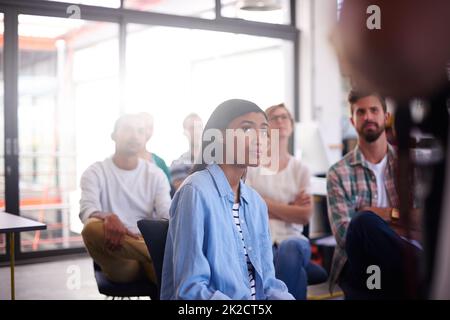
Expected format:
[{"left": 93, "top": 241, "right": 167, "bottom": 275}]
[
  {"left": 80, "top": 114, "right": 171, "bottom": 283},
  {"left": 327, "top": 90, "right": 422, "bottom": 299}
]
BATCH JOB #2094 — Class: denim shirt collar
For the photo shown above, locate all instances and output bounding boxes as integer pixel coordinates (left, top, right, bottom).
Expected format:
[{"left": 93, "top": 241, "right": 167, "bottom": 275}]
[{"left": 206, "top": 163, "right": 249, "bottom": 204}]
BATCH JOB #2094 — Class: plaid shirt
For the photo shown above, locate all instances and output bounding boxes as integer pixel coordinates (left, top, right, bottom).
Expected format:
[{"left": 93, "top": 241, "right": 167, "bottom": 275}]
[{"left": 326, "top": 144, "right": 399, "bottom": 292}]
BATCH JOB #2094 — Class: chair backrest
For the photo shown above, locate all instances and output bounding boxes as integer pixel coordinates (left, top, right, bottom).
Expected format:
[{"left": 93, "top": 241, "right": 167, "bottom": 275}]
[{"left": 137, "top": 219, "right": 169, "bottom": 296}]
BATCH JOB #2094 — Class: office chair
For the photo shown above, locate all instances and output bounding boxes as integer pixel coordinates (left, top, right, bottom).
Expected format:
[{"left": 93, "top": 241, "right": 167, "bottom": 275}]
[
  {"left": 137, "top": 218, "right": 169, "bottom": 298},
  {"left": 93, "top": 261, "right": 158, "bottom": 299}
]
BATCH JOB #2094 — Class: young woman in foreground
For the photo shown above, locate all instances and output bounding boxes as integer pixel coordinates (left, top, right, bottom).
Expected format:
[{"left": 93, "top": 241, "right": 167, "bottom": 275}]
[{"left": 161, "top": 99, "right": 294, "bottom": 300}]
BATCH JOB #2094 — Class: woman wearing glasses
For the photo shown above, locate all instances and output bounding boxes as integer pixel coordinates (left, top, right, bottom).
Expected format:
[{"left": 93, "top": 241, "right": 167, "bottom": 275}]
[{"left": 246, "top": 103, "right": 325, "bottom": 299}]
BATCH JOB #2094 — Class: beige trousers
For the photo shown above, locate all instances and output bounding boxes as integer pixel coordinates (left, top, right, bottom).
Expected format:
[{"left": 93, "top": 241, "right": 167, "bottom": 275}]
[{"left": 81, "top": 218, "right": 156, "bottom": 284}]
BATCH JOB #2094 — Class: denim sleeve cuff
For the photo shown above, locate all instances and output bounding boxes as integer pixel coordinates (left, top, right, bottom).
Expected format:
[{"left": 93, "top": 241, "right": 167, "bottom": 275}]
[{"left": 210, "top": 290, "right": 232, "bottom": 300}]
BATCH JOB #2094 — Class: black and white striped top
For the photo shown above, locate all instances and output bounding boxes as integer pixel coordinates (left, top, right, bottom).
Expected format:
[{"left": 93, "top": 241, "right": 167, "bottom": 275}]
[{"left": 232, "top": 203, "right": 256, "bottom": 299}]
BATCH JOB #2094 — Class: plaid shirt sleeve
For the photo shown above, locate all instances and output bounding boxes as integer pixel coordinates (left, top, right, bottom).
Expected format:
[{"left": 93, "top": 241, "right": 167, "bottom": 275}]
[{"left": 326, "top": 166, "right": 356, "bottom": 249}]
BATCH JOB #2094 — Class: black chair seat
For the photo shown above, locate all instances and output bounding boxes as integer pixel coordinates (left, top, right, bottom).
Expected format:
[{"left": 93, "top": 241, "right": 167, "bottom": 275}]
[
  {"left": 137, "top": 219, "right": 169, "bottom": 298},
  {"left": 93, "top": 262, "right": 158, "bottom": 298}
]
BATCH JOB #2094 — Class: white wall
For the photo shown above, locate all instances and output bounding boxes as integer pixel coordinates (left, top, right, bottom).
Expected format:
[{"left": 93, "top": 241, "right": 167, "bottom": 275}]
[{"left": 296, "top": 0, "right": 343, "bottom": 168}]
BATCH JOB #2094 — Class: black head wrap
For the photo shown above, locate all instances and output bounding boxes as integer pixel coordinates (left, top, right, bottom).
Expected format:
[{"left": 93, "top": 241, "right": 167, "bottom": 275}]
[{"left": 191, "top": 99, "right": 266, "bottom": 173}]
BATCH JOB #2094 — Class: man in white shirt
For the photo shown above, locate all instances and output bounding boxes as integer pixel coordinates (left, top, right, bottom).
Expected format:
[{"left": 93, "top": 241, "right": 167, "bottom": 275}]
[{"left": 80, "top": 114, "right": 171, "bottom": 284}]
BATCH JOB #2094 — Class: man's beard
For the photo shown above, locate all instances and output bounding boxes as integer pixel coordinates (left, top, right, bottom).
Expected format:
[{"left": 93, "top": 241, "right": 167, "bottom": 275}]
[{"left": 359, "top": 122, "right": 385, "bottom": 143}]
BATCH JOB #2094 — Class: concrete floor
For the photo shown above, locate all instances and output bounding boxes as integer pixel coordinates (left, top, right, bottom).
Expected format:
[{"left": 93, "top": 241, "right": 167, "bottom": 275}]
[
  {"left": 0, "top": 254, "right": 338, "bottom": 300},
  {"left": 0, "top": 254, "right": 104, "bottom": 300}
]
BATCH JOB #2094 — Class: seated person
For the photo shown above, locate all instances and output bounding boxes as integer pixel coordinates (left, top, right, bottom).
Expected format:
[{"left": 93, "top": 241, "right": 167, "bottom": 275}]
[
  {"left": 80, "top": 114, "right": 171, "bottom": 284},
  {"left": 161, "top": 99, "right": 294, "bottom": 300},
  {"left": 138, "top": 112, "right": 172, "bottom": 184},
  {"left": 246, "top": 103, "right": 314, "bottom": 300},
  {"left": 327, "top": 90, "right": 422, "bottom": 299},
  {"left": 170, "top": 113, "right": 203, "bottom": 191}
]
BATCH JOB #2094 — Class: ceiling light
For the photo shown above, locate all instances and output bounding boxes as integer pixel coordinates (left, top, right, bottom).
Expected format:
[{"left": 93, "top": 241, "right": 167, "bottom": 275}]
[{"left": 238, "top": 0, "right": 282, "bottom": 11}]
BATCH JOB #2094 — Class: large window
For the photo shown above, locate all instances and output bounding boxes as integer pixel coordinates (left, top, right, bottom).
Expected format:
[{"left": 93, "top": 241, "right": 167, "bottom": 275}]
[
  {"left": 45, "top": 0, "right": 121, "bottom": 8},
  {"left": 124, "top": 0, "right": 215, "bottom": 19},
  {"left": 0, "top": 0, "right": 297, "bottom": 260},
  {"left": 18, "top": 15, "right": 119, "bottom": 252},
  {"left": 125, "top": 25, "right": 291, "bottom": 163}
]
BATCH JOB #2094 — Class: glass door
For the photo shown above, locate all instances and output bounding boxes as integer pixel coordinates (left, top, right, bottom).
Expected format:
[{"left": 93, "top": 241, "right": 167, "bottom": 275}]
[
  {"left": 17, "top": 14, "right": 120, "bottom": 254},
  {"left": 0, "top": 0, "right": 296, "bottom": 261}
]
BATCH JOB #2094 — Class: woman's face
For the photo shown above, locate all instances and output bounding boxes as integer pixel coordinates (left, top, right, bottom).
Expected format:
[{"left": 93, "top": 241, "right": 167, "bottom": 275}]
[
  {"left": 225, "top": 112, "right": 269, "bottom": 167},
  {"left": 267, "top": 107, "right": 293, "bottom": 139}
]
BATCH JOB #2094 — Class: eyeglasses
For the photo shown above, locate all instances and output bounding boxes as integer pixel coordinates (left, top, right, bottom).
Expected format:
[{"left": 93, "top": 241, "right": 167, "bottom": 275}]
[{"left": 269, "top": 114, "right": 290, "bottom": 122}]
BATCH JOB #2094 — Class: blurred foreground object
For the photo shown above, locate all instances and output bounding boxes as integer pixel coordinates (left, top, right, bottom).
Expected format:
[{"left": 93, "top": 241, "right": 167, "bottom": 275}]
[
  {"left": 334, "top": 0, "right": 450, "bottom": 101},
  {"left": 334, "top": 0, "right": 450, "bottom": 299}
]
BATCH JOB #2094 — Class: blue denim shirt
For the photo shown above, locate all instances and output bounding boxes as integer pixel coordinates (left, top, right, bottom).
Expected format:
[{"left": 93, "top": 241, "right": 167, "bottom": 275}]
[{"left": 160, "top": 164, "right": 294, "bottom": 300}]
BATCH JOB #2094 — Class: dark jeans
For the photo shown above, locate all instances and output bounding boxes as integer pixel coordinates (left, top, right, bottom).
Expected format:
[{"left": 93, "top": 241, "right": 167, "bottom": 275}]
[
  {"left": 273, "top": 238, "right": 310, "bottom": 300},
  {"left": 272, "top": 237, "right": 328, "bottom": 300},
  {"left": 339, "top": 211, "right": 422, "bottom": 299}
]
